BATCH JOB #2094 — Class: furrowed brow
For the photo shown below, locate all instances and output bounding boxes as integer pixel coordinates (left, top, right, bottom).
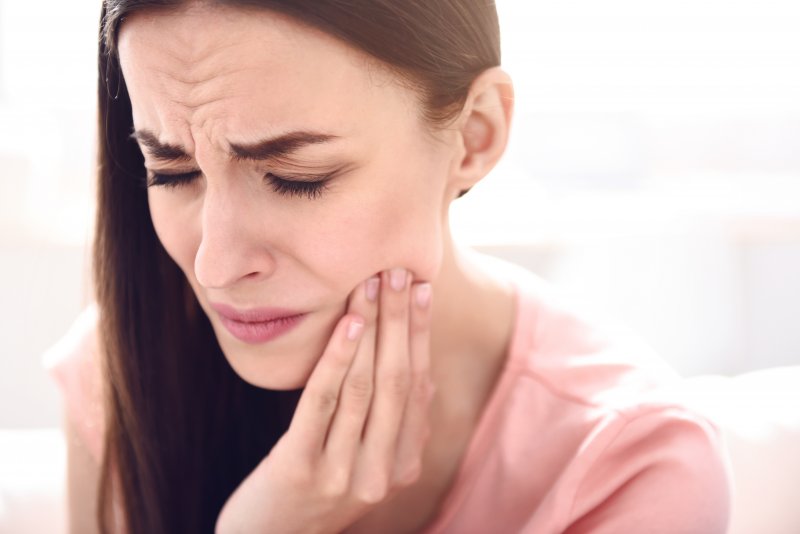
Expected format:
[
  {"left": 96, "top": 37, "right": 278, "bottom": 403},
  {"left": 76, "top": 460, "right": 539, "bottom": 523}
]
[
  {"left": 129, "top": 130, "right": 192, "bottom": 163},
  {"left": 228, "top": 131, "right": 338, "bottom": 162},
  {"left": 129, "top": 129, "right": 339, "bottom": 164}
]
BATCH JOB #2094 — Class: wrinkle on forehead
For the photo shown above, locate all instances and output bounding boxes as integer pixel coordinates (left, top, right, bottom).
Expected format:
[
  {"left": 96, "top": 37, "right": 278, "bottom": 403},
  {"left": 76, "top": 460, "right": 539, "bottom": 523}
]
[
  {"left": 121, "top": 21, "right": 257, "bottom": 111},
  {"left": 119, "top": 2, "right": 422, "bottom": 161},
  {"left": 119, "top": 1, "right": 398, "bottom": 96},
  {"left": 149, "top": 65, "right": 244, "bottom": 114},
  {"left": 120, "top": 3, "right": 353, "bottom": 72},
  {"left": 123, "top": 6, "right": 354, "bottom": 100},
  {"left": 126, "top": 3, "right": 252, "bottom": 64}
]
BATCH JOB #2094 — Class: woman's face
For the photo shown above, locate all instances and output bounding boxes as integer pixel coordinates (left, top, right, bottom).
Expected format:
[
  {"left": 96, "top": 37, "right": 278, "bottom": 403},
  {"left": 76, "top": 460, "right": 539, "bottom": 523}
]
[{"left": 118, "top": 4, "right": 458, "bottom": 389}]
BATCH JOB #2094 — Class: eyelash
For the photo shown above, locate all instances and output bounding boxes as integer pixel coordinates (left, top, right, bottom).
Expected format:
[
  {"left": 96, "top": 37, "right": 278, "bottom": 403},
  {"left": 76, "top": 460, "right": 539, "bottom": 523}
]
[{"left": 144, "top": 171, "right": 331, "bottom": 200}]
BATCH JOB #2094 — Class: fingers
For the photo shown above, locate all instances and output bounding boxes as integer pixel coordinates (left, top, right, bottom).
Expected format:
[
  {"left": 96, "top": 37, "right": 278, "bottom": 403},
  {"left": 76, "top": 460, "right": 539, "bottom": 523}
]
[
  {"left": 290, "top": 310, "right": 365, "bottom": 462},
  {"left": 287, "top": 268, "right": 435, "bottom": 503},
  {"left": 357, "top": 268, "right": 413, "bottom": 499},
  {"left": 322, "top": 276, "right": 380, "bottom": 480},
  {"left": 391, "top": 282, "right": 435, "bottom": 485}
]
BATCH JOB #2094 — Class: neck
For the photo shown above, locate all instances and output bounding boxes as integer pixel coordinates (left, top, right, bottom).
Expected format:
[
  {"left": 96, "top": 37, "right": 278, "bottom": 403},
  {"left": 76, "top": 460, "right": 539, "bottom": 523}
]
[
  {"left": 341, "top": 225, "right": 518, "bottom": 534},
  {"left": 426, "top": 224, "right": 516, "bottom": 418}
]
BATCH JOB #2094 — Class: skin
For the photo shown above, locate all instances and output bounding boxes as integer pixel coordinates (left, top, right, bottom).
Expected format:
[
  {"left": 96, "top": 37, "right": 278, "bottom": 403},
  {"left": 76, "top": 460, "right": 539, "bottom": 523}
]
[{"left": 115, "top": 3, "right": 516, "bottom": 532}]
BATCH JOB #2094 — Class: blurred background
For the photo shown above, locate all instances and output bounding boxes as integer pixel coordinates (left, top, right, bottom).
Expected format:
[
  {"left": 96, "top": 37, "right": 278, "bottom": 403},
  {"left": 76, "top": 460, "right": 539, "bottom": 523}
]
[{"left": 1, "top": 0, "right": 799, "bottom": 431}]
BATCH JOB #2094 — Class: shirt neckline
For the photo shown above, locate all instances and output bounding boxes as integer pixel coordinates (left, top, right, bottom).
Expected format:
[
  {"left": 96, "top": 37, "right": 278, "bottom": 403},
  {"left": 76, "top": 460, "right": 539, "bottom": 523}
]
[{"left": 421, "top": 279, "right": 536, "bottom": 533}]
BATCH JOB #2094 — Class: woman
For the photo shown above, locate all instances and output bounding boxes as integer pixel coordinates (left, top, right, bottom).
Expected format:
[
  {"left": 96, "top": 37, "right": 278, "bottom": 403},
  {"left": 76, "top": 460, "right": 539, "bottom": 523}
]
[{"left": 47, "top": 1, "right": 732, "bottom": 532}]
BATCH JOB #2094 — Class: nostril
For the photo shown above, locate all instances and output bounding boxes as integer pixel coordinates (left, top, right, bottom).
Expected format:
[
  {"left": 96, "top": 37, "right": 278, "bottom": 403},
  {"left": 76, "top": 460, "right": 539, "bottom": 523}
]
[{"left": 194, "top": 241, "right": 277, "bottom": 289}]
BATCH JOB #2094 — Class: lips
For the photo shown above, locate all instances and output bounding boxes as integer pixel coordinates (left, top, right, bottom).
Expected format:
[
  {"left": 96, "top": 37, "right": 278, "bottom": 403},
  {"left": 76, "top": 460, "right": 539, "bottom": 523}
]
[
  {"left": 210, "top": 303, "right": 303, "bottom": 323},
  {"left": 210, "top": 303, "right": 307, "bottom": 344}
]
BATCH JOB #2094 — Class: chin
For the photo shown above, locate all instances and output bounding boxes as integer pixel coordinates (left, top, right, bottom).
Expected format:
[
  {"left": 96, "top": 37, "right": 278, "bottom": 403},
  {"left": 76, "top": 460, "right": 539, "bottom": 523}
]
[
  {"left": 237, "top": 366, "right": 310, "bottom": 391},
  {"left": 217, "top": 341, "right": 318, "bottom": 391},
  {"left": 205, "top": 299, "right": 344, "bottom": 390}
]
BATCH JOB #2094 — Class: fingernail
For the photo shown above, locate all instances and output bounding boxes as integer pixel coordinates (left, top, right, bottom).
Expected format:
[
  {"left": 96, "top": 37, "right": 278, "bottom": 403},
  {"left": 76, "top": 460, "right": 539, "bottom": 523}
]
[
  {"left": 347, "top": 318, "right": 364, "bottom": 341},
  {"left": 415, "top": 283, "right": 432, "bottom": 308},
  {"left": 389, "top": 268, "right": 407, "bottom": 291},
  {"left": 365, "top": 277, "right": 380, "bottom": 302}
]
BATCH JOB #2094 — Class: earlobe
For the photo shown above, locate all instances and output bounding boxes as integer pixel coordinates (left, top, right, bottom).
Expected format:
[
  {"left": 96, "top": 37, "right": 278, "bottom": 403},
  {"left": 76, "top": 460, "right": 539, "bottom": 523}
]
[{"left": 449, "top": 67, "right": 514, "bottom": 196}]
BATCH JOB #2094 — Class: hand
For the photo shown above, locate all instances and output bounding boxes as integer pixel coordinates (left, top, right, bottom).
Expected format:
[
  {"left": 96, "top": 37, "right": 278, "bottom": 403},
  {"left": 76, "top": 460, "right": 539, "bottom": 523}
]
[{"left": 215, "top": 268, "right": 436, "bottom": 534}]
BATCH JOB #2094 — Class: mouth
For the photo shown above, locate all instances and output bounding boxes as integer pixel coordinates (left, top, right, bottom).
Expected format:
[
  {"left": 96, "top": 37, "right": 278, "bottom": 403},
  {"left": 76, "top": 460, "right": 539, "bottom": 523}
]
[
  {"left": 217, "top": 314, "right": 307, "bottom": 344},
  {"left": 210, "top": 303, "right": 307, "bottom": 345}
]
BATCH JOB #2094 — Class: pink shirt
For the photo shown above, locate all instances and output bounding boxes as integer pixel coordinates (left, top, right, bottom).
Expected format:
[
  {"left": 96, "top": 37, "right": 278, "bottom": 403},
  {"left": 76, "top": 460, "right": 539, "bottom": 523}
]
[{"left": 44, "top": 263, "right": 732, "bottom": 533}]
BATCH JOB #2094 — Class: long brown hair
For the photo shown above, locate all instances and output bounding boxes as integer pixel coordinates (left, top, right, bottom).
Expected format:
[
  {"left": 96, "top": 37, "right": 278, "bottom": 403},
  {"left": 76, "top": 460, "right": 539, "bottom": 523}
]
[{"left": 95, "top": 1, "right": 500, "bottom": 532}]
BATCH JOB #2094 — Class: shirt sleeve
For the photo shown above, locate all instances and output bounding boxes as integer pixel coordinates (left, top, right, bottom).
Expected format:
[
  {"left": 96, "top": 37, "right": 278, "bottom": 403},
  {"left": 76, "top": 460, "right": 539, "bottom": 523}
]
[
  {"left": 559, "top": 406, "right": 732, "bottom": 534},
  {"left": 42, "top": 304, "right": 105, "bottom": 462}
]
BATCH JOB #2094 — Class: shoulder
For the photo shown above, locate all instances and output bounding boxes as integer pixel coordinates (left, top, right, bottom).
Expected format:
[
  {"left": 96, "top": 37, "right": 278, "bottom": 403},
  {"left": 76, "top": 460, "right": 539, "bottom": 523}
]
[
  {"left": 42, "top": 304, "right": 105, "bottom": 462},
  {"left": 487, "top": 253, "right": 683, "bottom": 407},
  {"left": 471, "top": 255, "right": 732, "bottom": 532},
  {"left": 553, "top": 403, "right": 732, "bottom": 533}
]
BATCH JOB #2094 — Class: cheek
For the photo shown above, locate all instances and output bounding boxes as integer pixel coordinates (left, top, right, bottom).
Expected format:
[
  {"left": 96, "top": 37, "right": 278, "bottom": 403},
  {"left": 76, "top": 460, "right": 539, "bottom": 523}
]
[
  {"left": 304, "top": 181, "right": 444, "bottom": 284},
  {"left": 146, "top": 166, "right": 447, "bottom": 292},
  {"left": 377, "top": 201, "right": 443, "bottom": 280},
  {"left": 147, "top": 191, "right": 200, "bottom": 274}
]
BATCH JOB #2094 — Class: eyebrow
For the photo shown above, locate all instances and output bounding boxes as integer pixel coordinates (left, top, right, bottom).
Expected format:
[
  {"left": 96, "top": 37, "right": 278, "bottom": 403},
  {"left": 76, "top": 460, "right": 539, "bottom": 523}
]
[{"left": 129, "top": 129, "right": 339, "bottom": 163}]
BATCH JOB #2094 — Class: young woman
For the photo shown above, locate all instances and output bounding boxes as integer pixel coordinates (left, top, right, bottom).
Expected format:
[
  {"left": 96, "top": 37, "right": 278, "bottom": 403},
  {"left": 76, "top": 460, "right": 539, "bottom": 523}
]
[{"left": 47, "top": 1, "right": 732, "bottom": 532}]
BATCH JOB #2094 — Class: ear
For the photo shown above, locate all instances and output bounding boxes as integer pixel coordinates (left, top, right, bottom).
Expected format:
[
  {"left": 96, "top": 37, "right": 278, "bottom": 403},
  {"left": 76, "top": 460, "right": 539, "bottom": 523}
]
[{"left": 446, "top": 67, "right": 514, "bottom": 200}]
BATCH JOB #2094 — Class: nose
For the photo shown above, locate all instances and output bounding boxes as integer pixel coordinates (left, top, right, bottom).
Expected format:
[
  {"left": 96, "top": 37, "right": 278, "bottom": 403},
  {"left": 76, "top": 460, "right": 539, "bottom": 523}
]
[{"left": 194, "top": 181, "right": 276, "bottom": 289}]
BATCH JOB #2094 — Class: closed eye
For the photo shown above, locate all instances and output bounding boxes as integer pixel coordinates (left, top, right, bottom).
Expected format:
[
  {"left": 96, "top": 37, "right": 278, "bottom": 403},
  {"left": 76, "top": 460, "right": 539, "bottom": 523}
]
[
  {"left": 146, "top": 171, "right": 200, "bottom": 189},
  {"left": 265, "top": 173, "right": 330, "bottom": 199},
  {"left": 144, "top": 170, "right": 333, "bottom": 199}
]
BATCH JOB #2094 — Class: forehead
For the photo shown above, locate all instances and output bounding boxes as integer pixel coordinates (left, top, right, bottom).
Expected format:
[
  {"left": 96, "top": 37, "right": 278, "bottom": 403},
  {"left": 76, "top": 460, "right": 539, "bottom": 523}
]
[{"left": 116, "top": 3, "right": 414, "bottom": 149}]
